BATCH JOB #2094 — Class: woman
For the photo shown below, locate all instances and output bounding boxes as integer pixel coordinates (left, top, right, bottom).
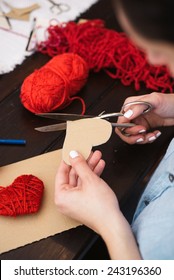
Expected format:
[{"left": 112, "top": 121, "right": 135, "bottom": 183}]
[{"left": 55, "top": 0, "right": 174, "bottom": 259}]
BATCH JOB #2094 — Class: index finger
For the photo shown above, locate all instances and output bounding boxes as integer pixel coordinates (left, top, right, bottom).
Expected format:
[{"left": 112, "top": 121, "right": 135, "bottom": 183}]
[{"left": 55, "top": 160, "right": 71, "bottom": 187}]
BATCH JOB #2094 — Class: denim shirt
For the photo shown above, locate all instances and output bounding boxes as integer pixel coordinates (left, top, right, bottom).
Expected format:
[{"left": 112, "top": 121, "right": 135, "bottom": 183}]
[{"left": 131, "top": 138, "right": 174, "bottom": 259}]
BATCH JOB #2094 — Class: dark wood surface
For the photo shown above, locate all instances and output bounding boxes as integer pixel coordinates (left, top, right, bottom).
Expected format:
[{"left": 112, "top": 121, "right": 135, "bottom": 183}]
[{"left": 0, "top": 0, "right": 174, "bottom": 260}]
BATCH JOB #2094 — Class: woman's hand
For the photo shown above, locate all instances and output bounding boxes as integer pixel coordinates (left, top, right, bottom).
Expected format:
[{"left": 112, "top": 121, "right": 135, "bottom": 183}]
[
  {"left": 55, "top": 150, "right": 141, "bottom": 259},
  {"left": 116, "top": 92, "right": 174, "bottom": 144},
  {"left": 55, "top": 150, "right": 120, "bottom": 235}
]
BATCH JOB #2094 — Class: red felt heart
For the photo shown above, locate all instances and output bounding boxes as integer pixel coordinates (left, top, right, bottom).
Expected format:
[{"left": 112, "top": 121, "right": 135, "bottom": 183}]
[{"left": 0, "top": 175, "right": 44, "bottom": 217}]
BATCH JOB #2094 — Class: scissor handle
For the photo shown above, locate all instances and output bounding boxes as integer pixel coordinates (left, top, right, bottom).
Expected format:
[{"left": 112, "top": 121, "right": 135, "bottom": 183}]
[
  {"left": 50, "top": 1, "right": 70, "bottom": 15},
  {"left": 121, "top": 101, "right": 153, "bottom": 114},
  {"left": 58, "top": 3, "right": 70, "bottom": 12}
]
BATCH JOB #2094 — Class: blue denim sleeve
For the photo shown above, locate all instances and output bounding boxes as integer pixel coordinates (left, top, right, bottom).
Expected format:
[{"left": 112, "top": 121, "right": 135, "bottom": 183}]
[
  {"left": 131, "top": 138, "right": 174, "bottom": 260},
  {"left": 132, "top": 187, "right": 174, "bottom": 259}
]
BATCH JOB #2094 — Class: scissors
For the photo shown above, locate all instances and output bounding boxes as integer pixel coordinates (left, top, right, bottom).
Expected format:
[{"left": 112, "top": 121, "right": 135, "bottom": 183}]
[
  {"left": 34, "top": 101, "right": 153, "bottom": 132},
  {"left": 48, "top": 0, "right": 70, "bottom": 15}
]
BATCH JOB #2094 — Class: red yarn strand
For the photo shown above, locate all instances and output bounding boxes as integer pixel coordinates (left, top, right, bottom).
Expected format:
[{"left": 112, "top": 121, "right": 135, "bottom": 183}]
[{"left": 37, "top": 19, "right": 174, "bottom": 93}]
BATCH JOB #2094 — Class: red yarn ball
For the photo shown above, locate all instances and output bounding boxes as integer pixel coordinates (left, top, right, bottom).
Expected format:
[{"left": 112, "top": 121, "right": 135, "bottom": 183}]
[{"left": 20, "top": 53, "right": 89, "bottom": 114}]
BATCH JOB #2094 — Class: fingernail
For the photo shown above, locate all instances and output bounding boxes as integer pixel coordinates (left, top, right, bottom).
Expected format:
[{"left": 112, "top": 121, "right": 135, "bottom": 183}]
[
  {"left": 139, "top": 129, "right": 146, "bottom": 133},
  {"left": 136, "top": 138, "right": 144, "bottom": 143},
  {"left": 148, "top": 136, "right": 156, "bottom": 142},
  {"left": 156, "top": 131, "right": 162, "bottom": 138},
  {"left": 69, "top": 150, "right": 79, "bottom": 158},
  {"left": 124, "top": 109, "right": 133, "bottom": 119}
]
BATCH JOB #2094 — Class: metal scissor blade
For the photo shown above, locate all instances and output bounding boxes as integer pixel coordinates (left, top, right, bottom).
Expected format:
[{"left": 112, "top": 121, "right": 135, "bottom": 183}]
[
  {"left": 111, "top": 122, "right": 136, "bottom": 128},
  {"left": 35, "top": 123, "right": 67, "bottom": 132},
  {"left": 36, "top": 113, "right": 94, "bottom": 121},
  {"left": 35, "top": 121, "right": 136, "bottom": 132}
]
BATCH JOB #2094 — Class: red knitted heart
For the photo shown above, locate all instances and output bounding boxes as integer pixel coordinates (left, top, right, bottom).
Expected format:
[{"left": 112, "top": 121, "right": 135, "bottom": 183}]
[{"left": 0, "top": 175, "right": 44, "bottom": 217}]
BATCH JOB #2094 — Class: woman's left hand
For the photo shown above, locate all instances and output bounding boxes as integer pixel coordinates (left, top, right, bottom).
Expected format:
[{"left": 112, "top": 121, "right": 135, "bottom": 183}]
[{"left": 55, "top": 150, "right": 119, "bottom": 235}]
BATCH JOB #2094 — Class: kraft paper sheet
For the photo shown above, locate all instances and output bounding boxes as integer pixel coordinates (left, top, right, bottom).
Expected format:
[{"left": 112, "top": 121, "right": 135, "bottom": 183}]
[{"left": 0, "top": 149, "right": 81, "bottom": 254}]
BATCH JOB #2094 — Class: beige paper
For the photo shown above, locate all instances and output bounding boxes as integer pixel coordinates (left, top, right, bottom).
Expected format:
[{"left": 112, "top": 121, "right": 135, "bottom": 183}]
[
  {"left": 63, "top": 118, "right": 112, "bottom": 165},
  {"left": 5, "top": 4, "right": 40, "bottom": 21},
  {"left": 5, "top": 12, "right": 29, "bottom": 21},
  {"left": 0, "top": 149, "right": 80, "bottom": 254},
  {"left": 0, "top": 12, "right": 10, "bottom": 29}
]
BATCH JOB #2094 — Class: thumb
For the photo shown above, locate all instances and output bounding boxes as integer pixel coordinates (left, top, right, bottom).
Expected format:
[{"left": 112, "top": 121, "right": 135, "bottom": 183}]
[
  {"left": 123, "top": 100, "right": 154, "bottom": 120},
  {"left": 123, "top": 105, "right": 146, "bottom": 120},
  {"left": 69, "top": 150, "right": 94, "bottom": 180}
]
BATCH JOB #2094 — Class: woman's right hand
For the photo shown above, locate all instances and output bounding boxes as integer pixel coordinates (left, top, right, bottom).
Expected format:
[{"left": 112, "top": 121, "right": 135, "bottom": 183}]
[{"left": 116, "top": 92, "right": 174, "bottom": 144}]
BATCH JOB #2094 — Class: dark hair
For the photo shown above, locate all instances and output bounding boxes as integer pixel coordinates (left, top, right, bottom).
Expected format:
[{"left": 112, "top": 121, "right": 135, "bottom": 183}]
[{"left": 114, "top": 0, "right": 174, "bottom": 43}]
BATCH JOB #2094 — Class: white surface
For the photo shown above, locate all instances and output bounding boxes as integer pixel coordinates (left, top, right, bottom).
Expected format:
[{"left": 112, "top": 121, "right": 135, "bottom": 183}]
[{"left": 0, "top": 0, "right": 99, "bottom": 74}]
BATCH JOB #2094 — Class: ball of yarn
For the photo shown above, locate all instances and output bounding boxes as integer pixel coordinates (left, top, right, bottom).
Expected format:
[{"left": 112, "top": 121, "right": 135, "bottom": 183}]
[{"left": 20, "top": 53, "right": 89, "bottom": 114}]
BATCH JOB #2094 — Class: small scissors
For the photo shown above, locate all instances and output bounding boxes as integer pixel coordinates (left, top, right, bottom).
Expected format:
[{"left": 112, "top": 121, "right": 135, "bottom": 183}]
[
  {"left": 48, "top": 0, "right": 70, "bottom": 15},
  {"left": 34, "top": 101, "right": 153, "bottom": 133}
]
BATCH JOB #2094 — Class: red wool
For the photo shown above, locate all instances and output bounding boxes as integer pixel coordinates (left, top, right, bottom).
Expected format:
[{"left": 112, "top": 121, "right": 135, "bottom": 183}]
[
  {"left": 20, "top": 53, "right": 88, "bottom": 114},
  {"left": 0, "top": 175, "right": 44, "bottom": 217},
  {"left": 37, "top": 19, "right": 174, "bottom": 93}
]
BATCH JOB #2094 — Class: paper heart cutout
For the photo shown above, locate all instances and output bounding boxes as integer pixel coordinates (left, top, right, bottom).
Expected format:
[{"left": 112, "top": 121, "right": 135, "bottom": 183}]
[
  {"left": 62, "top": 118, "right": 112, "bottom": 165},
  {"left": 0, "top": 175, "right": 44, "bottom": 217}
]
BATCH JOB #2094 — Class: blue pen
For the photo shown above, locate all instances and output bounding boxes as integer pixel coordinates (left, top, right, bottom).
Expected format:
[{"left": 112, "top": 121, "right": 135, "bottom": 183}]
[{"left": 0, "top": 139, "right": 26, "bottom": 145}]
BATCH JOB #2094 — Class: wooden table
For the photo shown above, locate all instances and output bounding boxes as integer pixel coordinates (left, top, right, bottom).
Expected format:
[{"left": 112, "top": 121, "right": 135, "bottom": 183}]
[{"left": 0, "top": 0, "right": 174, "bottom": 260}]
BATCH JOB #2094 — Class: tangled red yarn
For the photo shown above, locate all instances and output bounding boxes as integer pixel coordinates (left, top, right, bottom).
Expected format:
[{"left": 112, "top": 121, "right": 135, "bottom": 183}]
[
  {"left": 20, "top": 53, "right": 88, "bottom": 114},
  {"left": 0, "top": 175, "right": 44, "bottom": 216},
  {"left": 37, "top": 19, "right": 174, "bottom": 92}
]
